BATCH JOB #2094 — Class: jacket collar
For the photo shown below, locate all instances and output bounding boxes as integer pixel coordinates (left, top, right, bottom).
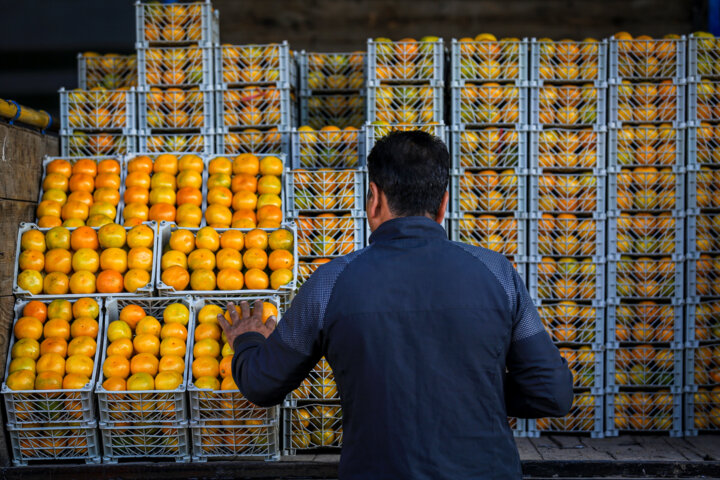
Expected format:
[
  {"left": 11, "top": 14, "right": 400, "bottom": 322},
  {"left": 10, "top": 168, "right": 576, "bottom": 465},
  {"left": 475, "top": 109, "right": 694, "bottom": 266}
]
[{"left": 368, "top": 216, "right": 447, "bottom": 244}]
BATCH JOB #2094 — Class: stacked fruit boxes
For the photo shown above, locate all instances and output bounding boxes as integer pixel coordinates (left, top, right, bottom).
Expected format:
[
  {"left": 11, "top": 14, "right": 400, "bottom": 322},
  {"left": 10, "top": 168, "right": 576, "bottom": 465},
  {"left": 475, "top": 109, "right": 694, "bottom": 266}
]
[
  {"left": 606, "top": 34, "right": 686, "bottom": 436},
  {"left": 214, "top": 43, "right": 296, "bottom": 157},
  {"left": 526, "top": 38, "right": 607, "bottom": 437},
  {"left": 685, "top": 33, "right": 720, "bottom": 435},
  {"left": 136, "top": 1, "right": 217, "bottom": 154},
  {"left": 299, "top": 51, "right": 366, "bottom": 129},
  {"left": 78, "top": 53, "right": 138, "bottom": 90}
]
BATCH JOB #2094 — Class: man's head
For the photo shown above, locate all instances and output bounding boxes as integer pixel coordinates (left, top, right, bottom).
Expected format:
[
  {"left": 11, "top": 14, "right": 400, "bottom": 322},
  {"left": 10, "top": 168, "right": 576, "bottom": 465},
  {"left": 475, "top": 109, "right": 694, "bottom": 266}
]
[{"left": 366, "top": 130, "right": 450, "bottom": 231}]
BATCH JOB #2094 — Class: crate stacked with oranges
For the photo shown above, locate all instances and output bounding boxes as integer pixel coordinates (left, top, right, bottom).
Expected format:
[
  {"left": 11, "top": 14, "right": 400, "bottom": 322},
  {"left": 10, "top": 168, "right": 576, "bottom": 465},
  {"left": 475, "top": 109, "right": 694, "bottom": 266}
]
[
  {"left": 78, "top": 52, "right": 138, "bottom": 90},
  {"left": 187, "top": 298, "right": 279, "bottom": 460},
  {"left": 299, "top": 51, "right": 366, "bottom": 129},
  {"left": 1, "top": 298, "right": 103, "bottom": 465},
  {"left": 95, "top": 297, "right": 194, "bottom": 462}
]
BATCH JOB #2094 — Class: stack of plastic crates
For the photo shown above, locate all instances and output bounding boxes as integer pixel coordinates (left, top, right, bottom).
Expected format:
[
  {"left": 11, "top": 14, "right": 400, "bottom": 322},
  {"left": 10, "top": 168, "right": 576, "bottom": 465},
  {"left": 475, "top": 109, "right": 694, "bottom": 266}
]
[
  {"left": 606, "top": 34, "right": 686, "bottom": 436},
  {"left": 78, "top": 53, "right": 138, "bottom": 90},
  {"left": 299, "top": 51, "right": 366, "bottom": 129},
  {"left": 188, "top": 297, "right": 280, "bottom": 461},
  {"left": 136, "top": 0, "right": 217, "bottom": 154},
  {"left": 526, "top": 38, "right": 607, "bottom": 438},
  {"left": 685, "top": 32, "right": 720, "bottom": 435},
  {"left": 95, "top": 297, "right": 195, "bottom": 462},
  {"left": 214, "top": 42, "right": 296, "bottom": 157},
  {"left": 2, "top": 298, "right": 104, "bottom": 465}
]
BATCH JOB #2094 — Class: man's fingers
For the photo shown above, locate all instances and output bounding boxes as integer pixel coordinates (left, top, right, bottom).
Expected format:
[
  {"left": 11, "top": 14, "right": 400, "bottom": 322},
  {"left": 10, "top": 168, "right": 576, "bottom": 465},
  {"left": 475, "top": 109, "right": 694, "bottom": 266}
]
[
  {"left": 226, "top": 302, "right": 240, "bottom": 324},
  {"left": 265, "top": 315, "right": 277, "bottom": 331},
  {"left": 240, "top": 301, "right": 251, "bottom": 321},
  {"left": 252, "top": 299, "right": 263, "bottom": 322},
  {"left": 217, "top": 313, "right": 231, "bottom": 333}
]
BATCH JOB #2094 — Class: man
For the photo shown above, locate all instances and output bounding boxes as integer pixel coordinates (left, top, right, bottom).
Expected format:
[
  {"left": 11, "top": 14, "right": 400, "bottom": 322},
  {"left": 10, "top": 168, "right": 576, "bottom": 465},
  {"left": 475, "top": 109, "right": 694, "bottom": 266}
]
[{"left": 219, "top": 131, "right": 573, "bottom": 479}]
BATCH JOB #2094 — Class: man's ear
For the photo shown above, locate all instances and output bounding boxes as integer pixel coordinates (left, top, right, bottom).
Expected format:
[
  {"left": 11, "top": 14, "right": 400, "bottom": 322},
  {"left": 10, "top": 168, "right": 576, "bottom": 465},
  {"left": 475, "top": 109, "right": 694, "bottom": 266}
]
[
  {"left": 434, "top": 190, "right": 449, "bottom": 224},
  {"left": 367, "top": 181, "right": 380, "bottom": 218}
]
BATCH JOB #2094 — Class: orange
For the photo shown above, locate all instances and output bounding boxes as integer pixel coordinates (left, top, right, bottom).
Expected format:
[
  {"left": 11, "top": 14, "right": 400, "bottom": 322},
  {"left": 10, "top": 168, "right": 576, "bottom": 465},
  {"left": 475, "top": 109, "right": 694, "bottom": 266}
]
[
  {"left": 72, "top": 297, "right": 99, "bottom": 319},
  {"left": 207, "top": 187, "right": 233, "bottom": 207},
  {"left": 233, "top": 153, "right": 260, "bottom": 175},
  {"left": 97, "top": 269, "right": 124, "bottom": 293},
  {"left": 257, "top": 175, "right": 281, "bottom": 195},
  {"left": 136, "top": 316, "right": 162, "bottom": 336},
  {"left": 43, "top": 172, "right": 69, "bottom": 192},
  {"left": 23, "top": 301, "right": 47, "bottom": 323},
  {"left": 193, "top": 338, "right": 221, "bottom": 358},
  {"left": 21, "top": 230, "right": 47, "bottom": 253},
  {"left": 8, "top": 357, "right": 35, "bottom": 375},
  {"left": 70, "top": 317, "right": 99, "bottom": 338},
  {"left": 14, "top": 317, "right": 44, "bottom": 341},
  {"left": 125, "top": 171, "right": 151, "bottom": 189},
  {"left": 43, "top": 272, "right": 69, "bottom": 295},
  {"left": 190, "top": 269, "right": 216, "bottom": 290},
  {"left": 44, "top": 248, "right": 72, "bottom": 274},
  {"left": 126, "top": 372, "right": 154, "bottom": 390},
  {"left": 192, "top": 356, "right": 220, "bottom": 379},
  {"left": 36, "top": 353, "right": 66, "bottom": 375},
  {"left": 73, "top": 158, "right": 97, "bottom": 177},
  {"left": 19, "top": 250, "right": 45, "bottom": 272},
  {"left": 119, "top": 304, "right": 146, "bottom": 330},
  {"left": 161, "top": 250, "right": 187, "bottom": 270},
  {"left": 195, "top": 375, "right": 220, "bottom": 390},
  {"left": 37, "top": 200, "right": 62, "bottom": 219},
  {"left": 221, "top": 376, "right": 237, "bottom": 390},
  {"left": 123, "top": 203, "right": 149, "bottom": 222},
  {"left": 47, "top": 158, "right": 73, "bottom": 177},
  {"left": 209, "top": 157, "right": 232, "bottom": 175},
  {"left": 67, "top": 336, "right": 96, "bottom": 357},
  {"left": 257, "top": 205, "right": 283, "bottom": 224},
  {"left": 149, "top": 187, "right": 176, "bottom": 205},
  {"left": 205, "top": 204, "right": 232, "bottom": 227},
  {"left": 134, "top": 334, "right": 161, "bottom": 356},
  {"left": 188, "top": 248, "right": 216, "bottom": 270},
  {"left": 195, "top": 227, "right": 220, "bottom": 251},
  {"left": 69, "top": 271, "right": 96, "bottom": 294},
  {"left": 124, "top": 186, "right": 149, "bottom": 205},
  {"left": 270, "top": 268, "right": 293, "bottom": 289},
  {"left": 61, "top": 201, "right": 89, "bottom": 221},
  {"left": 149, "top": 203, "right": 176, "bottom": 222},
  {"left": 162, "top": 266, "right": 190, "bottom": 291},
  {"left": 40, "top": 337, "right": 68, "bottom": 356},
  {"left": 259, "top": 156, "right": 283, "bottom": 175},
  {"left": 245, "top": 268, "right": 270, "bottom": 290},
  {"left": 98, "top": 159, "right": 121, "bottom": 175},
  {"left": 160, "top": 336, "right": 187, "bottom": 357},
  {"left": 164, "top": 303, "right": 190, "bottom": 326},
  {"left": 244, "top": 229, "right": 268, "bottom": 249},
  {"left": 63, "top": 373, "right": 90, "bottom": 389},
  {"left": 130, "top": 353, "right": 159, "bottom": 376},
  {"left": 11, "top": 338, "right": 40, "bottom": 360},
  {"left": 176, "top": 204, "right": 202, "bottom": 227},
  {"left": 107, "top": 320, "right": 132, "bottom": 342},
  {"left": 128, "top": 155, "right": 153, "bottom": 174},
  {"left": 216, "top": 248, "right": 243, "bottom": 270},
  {"left": 6, "top": 370, "right": 35, "bottom": 391},
  {"left": 98, "top": 223, "right": 127, "bottom": 248},
  {"left": 198, "top": 304, "right": 223, "bottom": 325},
  {"left": 70, "top": 226, "right": 99, "bottom": 250},
  {"left": 231, "top": 190, "right": 257, "bottom": 211},
  {"left": 268, "top": 229, "right": 293, "bottom": 250},
  {"left": 155, "top": 371, "right": 182, "bottom": 390},
  {"left": 231, "top": 213, "right": 256, "bottom": 228},
  {"left": 128, "top": 247, "right": 153, "bottom": 271},
  {"left": 65, "top": 354, "right": 94, "bottom": 377},
  {"left": 102, "top": 376, "right": 126, "bottom": 391},
  {"left": 268, "top": 249, "right": 294, "bottom": 271},
  {"left": 194, "top": 323, "right": 221, "bottom": 342},
  {"left": 47, "top": 299, "right": 72, "bottom": 321},
  {"left": 16, "top": 270, "right": 43, "bottom": 295},
  {"left": 68, "top": 190, "right": 94, "bottom": 208},
  {"left": 177, "top": 187, "right": 203, "bottom": 206},
  {"left": 220, "top": 230, "right": 244, "bottom": 250},
  {"left": 243, "top": 248, "right": 268, "bottom": 270},
  {"left": 263, "top": 302, "right": 278, "bottom": 323},
  {"left": 44, "top": 318, "right": 70, "bottom": 341},
  {"left": 126, "top": 224, "right": 154, "bottom": 248},
  {"left": 45, "top": 226, "right": 71, "bottom": 250},
  {"left": 154, "top": 154, "right": 179, "bottom": 175},
  {"left": 217, "top": 268, "right": 244, "bottom": 290},
  {"left": 106, "top": 338, "right": 133, "bottom": 359},
  {"left": 231, "top": 174, "right": 257, "bottom": 194},
  {"left": 179, "top": 154, "right": 204, "bottom": 173},
  {"left": 71, "top": 248, "right": 100, "bottom": 273},
  {"left": 208, "top": 173, "right": 231, "bottom": 189},
  {"left": 34, "top": 371, "right": 63, "bottom": 390},
  {"left": 169, "top": 229, "right": 195, "bottom": 254},
  {"left": 68, "top": 173, "right": 95, "bottom": 193},
  {"left": 95, "top": 173, "right": 120, "bottom": 190},
  {"left": 219, "top": 356, "right": 233, "bottom": 378},
  {"left": 176, "top": 170, "right": 202, "bottom": 189},
  {"left": 158, "top": 355, "right": 185, "bottom": 375}
]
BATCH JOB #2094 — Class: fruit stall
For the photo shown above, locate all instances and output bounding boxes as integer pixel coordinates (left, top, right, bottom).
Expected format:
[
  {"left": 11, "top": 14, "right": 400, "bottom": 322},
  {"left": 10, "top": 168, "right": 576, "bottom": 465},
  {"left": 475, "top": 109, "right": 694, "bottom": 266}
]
[{"left": 0, "top": 0, "right": 720, "bottom": 474}]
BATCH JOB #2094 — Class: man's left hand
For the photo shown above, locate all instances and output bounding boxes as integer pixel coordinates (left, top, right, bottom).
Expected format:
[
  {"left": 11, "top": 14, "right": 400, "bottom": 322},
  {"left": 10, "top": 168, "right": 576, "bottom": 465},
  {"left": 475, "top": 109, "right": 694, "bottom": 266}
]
[{"left": 217, "top": 300, "right": 277, "bottom": 348}]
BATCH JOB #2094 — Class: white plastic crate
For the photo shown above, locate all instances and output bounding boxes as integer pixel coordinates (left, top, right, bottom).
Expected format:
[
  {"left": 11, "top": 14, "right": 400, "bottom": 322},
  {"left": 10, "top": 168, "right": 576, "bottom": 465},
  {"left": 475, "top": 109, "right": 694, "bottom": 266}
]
[
  {"left": 536, "top": 300, "right": 604, "bottom": 348},
  {"left": 686, "top": 299, "right": 720, "bottom": 344},
  {"left": 137, "top": 129, "right": 214, "bottom": 154},
  {"left": 529, "top": 257, "right": 604, "bottom": 302},
  {"left": 528, "top": 391, "right": 603, "bottom": 437},
  {"left": 608, "top": 257, "right": 683, "bottom": 301},
  {"left": 687, "top": 124, "right": 720, "bottom": 167},
  {"left": 299, "top": 51, "right": 364, "bottom": 92},
  {"left": 138, "top": 87, "right": 214, "bottom": 130},
  {"left": 285, "top": 358, "right": 339, "bottom": 404},
  {"left": 297, "top": 259, "right": 330, "bottom": 286},
  {"left": 608, "top": 166, "right": 684, "bottom": 212},
  {"left": 608, "top": 211, "right": 684, "bottom": 257},
  {"left": 530, "top": 213, "right": 604, "bottom": 258},
  {"left": 215, "top": 85, "right": 296, "bottom": 129},
  {"left": 452, "top": 169, "right": 527, "bottom": 215},
  {"left": 606, "top": 346, "right": 683, "bottom": 391},
  {"left": 100, "top": 421, "right": 191, "bottom": 462},
  {"left": 8, "top": 422, "right": 100, "bottom": 466},
  {"left": 367, "top": 84, "right": 443, "bottom": 124},
  {"left": 291, "top": 127, "right": 365, "bottom": 169},
  {"left": 282, "top": 403, "right": 342, "bottom": 454},
  {"left": 609, "top": 36, "right": 686, "bottom": 80},
  {"left": 78, "top": 53, "right": 137, "bottom": 90},
  {"left": 62, "top": 132, "right": 136, "bottom": 158},
  {"left": 688, "top": 253, "right": 720, "bottom": 300},
  {"left": 688, "top": 33, "right": 720, "bottom": 79},
  {"left": 452, "top": 83, "right": 527, "bottom": 126},
  {"left": 530, "top": 39, "right": 607, "bottom": 83},
  {"left": 609, "top": 125, "right": 684, "bottom": 168},
  {"left": 530, "top": 170, "right": 605, "bottom": 215},
  {"left": 684, "top": 342, "right": 720, "bottom": 390},
  {"left": 299, "top": 94, "right": 366, "bottom": 129},
  {"left": 136, "top": 0, "right": 218, "bottom": 47},
  {"left": 190, "top": 421, "right": 279, "bottom": 461},
  {"left": 138, "top": 46, "right": 213, "bottom": 88},
  {"left": 215, "top": 127, "right": 291, "bottom": 156},
  {"left": 688, "top": 79, "right": 720, "bottom": 123},
  {"left": 530, "top": 84, "right": 605, "bottom": 126},
  {"left": 295, "top": 215, "right": 365, "bottom": 258},
  {"left": 450, "top": 212, "right": 527, "bottom": 262},
  {"left": 688, "top": 167, "right": 720, "bottom": 211},
  {"left": 531, "top": 127, "right": 605, "bottom": 170},
  {"left": 216, "top": 42, "right": 297, "bottom": 88},
  {"left": 606, "top": 390, "right": 682, "bottom": 436},
  {"left": 286, "top": 169, "right": 365, "bottom": 214},
  {"left": 684, "top": 389, "right": 720, "bottom": 435},
  {"left": 367, "top": 38, "right": 444, "bottom": 84},
  {"left": 451, "top": 126, "right": 527, "bottom": 170},
  {"left": 609, "top": 80, "right": 684, "bottom": 126},
  {"left": 60, "top": 88, "right": 136, "bottom": 132},
  {"left": 606, "top": 300, "right": 684, "bottom": 347},
  {"left": 365, "top": 122, "right": 447, "bottom": 151},
  {"left": 451, "top": 38, "right": 529, "bottom": 83}
]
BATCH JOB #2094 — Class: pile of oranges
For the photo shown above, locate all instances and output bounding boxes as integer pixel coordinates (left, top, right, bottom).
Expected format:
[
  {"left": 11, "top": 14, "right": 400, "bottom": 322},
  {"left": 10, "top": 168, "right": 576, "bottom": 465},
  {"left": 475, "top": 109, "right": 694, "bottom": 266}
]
[
  {"left": 37, "top": 157, "right": 121, "bottom": 228},
  {"left": 371, "top": 37, "right": 441, "bottom": 82},
  {"left": 690, "top": 387, "right": 720, "bottom": 430},
  {"left": 297, "top": 259, "right": 331, "bottom": 285},
  {"left": 537, "top": 128, "right": 599, "bottom": 168},
  {"left": 143, "top": 87, "right": 208, "bottom": 130},
  {"left": 538, "top": 84, "right": 599, "bottom": 125},
  {"left": 296, "top": 215, "right": 357, "bottom": 257},
  {"left": 537, "top": 214, "right": 598, "bottom": 256},
  {"left": 612, "top": 344, "right": 678, "bottom": 387},
  {"left": 220, "top": 85, "right": 292, "bottom": 128},
  {"left": 614, "top": 125, "right": 679, "bottom": 166},
  {"left": 141, "top": 3, "right": 209, "bottom": 45},
  {"left": 455, "top": 34, "right": 523, "bottom": 82},
  {"left": 611, "top": 390, "right": 676, "bottom": 430},
  {"left": 65, "top": 89, "right": 131, "bottom": 130},
  {"left": 534, "top": 39, "right": 601, "bottom": 81},
  {"left": 220, "top": 127, "right": 285, "bottom": 156},
  {"left": 290, "top": 169, "right": 359, "bottom": 212},
  {"left": 305, "top": 52, "right": 364, "bottom": 90},
  {"left": 615, "top": 212, "right": 678, "bottom": 255},
  {"left": 296, "top": 126, "right": 362, "bottom": 168},
  {"left": 289, "top": 404, "right": 342, "bottom": 449},
  {"left": 614, "top": 256, "right": 677, "bottom": 298},
  {"left": 291, "top": 358, "right": 337, "bottom": 401},
  {"left": 219, "top": 43, "right": 287, "bottom": 86},
  {"left": 17, "top": 223, "right": 154, "bottom": 295},
  {"left": 612, "top": 302, "right": 678, "bottom": 343},
  {"left": 612, "top": 33, "right": 680, "bottom": 78},
  {"left": 536, "top": 172, "right": 598, "bottom": 213},
  {"left": 560, "top": 348, "right": 597, "bottom": 388},
  {"left": 535, "top": 257, "right": 598, "bottom": 300},
  {"left": 372, "top": 85, "right": 440, "bottom": 124},
  {"left": 160, "top": 226, "right": 294, "bottom": 292},
  {"left": 458, "top": 170, "right": 520, "bottom": 213},
  {"left": 456, "top": 128, "right": 521, "bottom": 169},
  {"left": 458, "top": 83, "right": 521, "bottom": 125},
  {"left": 456, "top": 214, "right": 520, "bottom": 256},
  {"left": 65, "top": 132, "right": 131, "bottom": 157},
  {"left": 303, "top": 96, "right": 365, "bottom": 129},
  {"left": 80, "top": 52, "right": 137, "bottom": 90},
  {"left": 616, "top": 81, "right": 678, "bottom": 123},
  {"left": 143, "top": 46, "right": 207, "bottom": 87},
  {"left": 695, "top": 79, "right": 720, "bottom": 120},
  {"left": 538, "top": 301, "right": 599, "bottom": 344}
]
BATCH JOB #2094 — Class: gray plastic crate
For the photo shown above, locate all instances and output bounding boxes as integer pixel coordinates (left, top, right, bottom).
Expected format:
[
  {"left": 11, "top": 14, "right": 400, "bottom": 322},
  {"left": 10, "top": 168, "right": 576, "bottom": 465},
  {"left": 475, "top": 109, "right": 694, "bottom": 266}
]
[
  {"left": 13, "top": 222, "right": 157, "bottom": 298},
  {"left": 100, "top": 421, "right": 191, "bottom": 462},
  {"left": 535, "top": 299, "right": 604, "bottom": 348},
  {"left": 367, "top": 84, "right": 443, "bottom": 124},
  {"left": 687, "top": 247, "right": 720, "bottom": 297},
  {"left": 60, "top": 87, "right": 136, "bottom": 132},
  {"left": 688, "top": 167, "right": 720, "bottom": 211},
  {"left": 299, "top": 50, "right": 364, "bottom": 93},
  {"left": 607, "top": 165, "right": 684, "bottom": 212},
  {"left": 452, "top": 83, "right": 527, "bottom": 126},
  {"left": 688, "top": 33, "right": 720, "bottom": 79},
  {"left": 293, "top": 214, "right": 365, "bottom": 259},
  {"left": 529, "top": 169, "right": 606, "bottom": 215},
  {"left": 8, "top": 422, "right": 100, "bottom": 466},
  {"left": 291, "top": 127, "right": 366, "bottom": 169},
  {"left": 530, "top": 126, "right": 606, "bottom": 170},
  {"left": 688, "top": 79, "right": 720, "bottom": 123},
  {"left": 190, "top": 421, "right": 279, "bottom": 461},
  {"left": 285, "top": 357, "right": 339, "bottom": 405},
  {"left": 605, "top": 389, "right": 682, "bottom": 436},
  {"left": 367, "top": 38, "right": 444, "bottom": 84},
  {"left": 299, "top": 93, "right": 366, "bottom": 130},
  {"left": 138, "top": 46, "right": 214, "bottom": 88},
  {"left": 365, "top": 122, "right": 447, "bottom": 151},
  {"left": 609, "top": 37, "right": 686, "bottom": 80},
  {"left": 562, "top": 347, "right": 603, "bottom": 391},
  {"left": 684, "top": 341, "right": 720, "bottom": 390},
  {"left": 78, "top": 53, "right": 137, "bottom": 90},
  {"left": 216, "top": 42, "right": 297, "bottom": 89},
  {"left": 155, "top": 222, "right": 298, "bottom": 297},
  {"left": 297, "top": 259, "right": 327, "bottom": 286},
  {"left": 609, "top": 125, "right": 684, "bottom": 168},
  {"left": 608, "top": 210, "right": 684, "bottom": 257},
  {"left": 686, "top": 299, "right": 720, "bottom": 344},
  {"left": 530, "top": 39, "right": 607, "bottom": 83},
  {"left": 687, "top": 124, "right": 720, "bottom": 167},
  {"left": 2, "top": 297, "right": 105, "bottom": 425},
  {"left": 215, "top": 127, "right": 291, "bottom": 156},
  {"left": 137, "top": 128, "right": 214, "bottom": 154},
  {"left": 608, "top": 80, "right": 685, "bottom": 126},
  {"left": 450, "top": 38, "right": 529, "bottom": 84},
  {"left": 530, "top": 212, "right": 604, "bottom": 258},
  {"left": 606, "top": 346, "right": 683, "bottom": 391},
  {"left": 528, "top": 256, "right": 604, "bottom": 303},
  {"left": 95, "top": 296, "right": 195, "bottom": 424},
  {"left": 62, "top": 132, "right": 137, "bottom": 158},
  {"left": 451, "top": 126, "right": 528, "bottom": 170},
  {"left": 450, "top": 212, "right": 528, "bottom": 262},
  {"left": 684, "top": 390, "right": 720, "bottom": 435},
  {"left": 281, "top": 402, "right": 342, "bottom": 454},
  {"left": 215, "top": 85, "right": 296, "bottom": 130},
  {"left": 138, "top": 87, "right": 214, "bottom": 131},
  {"left": 527, "top": 390, "right": 603, "bottom": 437},
  {"left": 452, "top": 169, "right": 528, "bottom": 215},
  {"left": 286, "top": 168, "right": 365, "bottom": 214},
  {"left": 530, "top": 84, "right": 606, "bottom": 126},
  {"left": 136, "top": 0, "right": 218, "bottom": 48},
  {"left": 607, "top": 257, "right": 684, "bottom": 301},
  {"left": 606, "top": 299, "right": 683, "bottom": 348}
]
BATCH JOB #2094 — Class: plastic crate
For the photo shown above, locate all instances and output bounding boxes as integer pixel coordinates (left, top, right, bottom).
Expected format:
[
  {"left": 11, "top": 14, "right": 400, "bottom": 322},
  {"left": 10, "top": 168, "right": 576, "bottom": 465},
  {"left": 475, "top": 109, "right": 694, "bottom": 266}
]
[
  {"left": 95, "top": 296, "right": 195, "bottom": 424},
  {"left": 216, "top": 42, "right": 296, "bottom": 88},
  {"left": 608, "top": 257, "right": 683, "bottom": 301},
  {"left": 299, "top": 94, "right": 366, "bottom": 129},
  {"left": 155, "top": 222, "right": 298, "bottom": 297},
  {"left": 452, "top": 83, "right": 526, "bottom": 126},
  {"left": 281, "top": 403, "right": 342, "bottom": 454},
  {"left": 299, "top": 51, "right": 364, "bottom": 93},
  {"left": 138, "top": 46, "right": 213, "bottom": 88},
  {"left": 286, "top": 358, "right": 339, "bottom": 404},
  {"left": 100, "top": 421, "right": 191, "bottom": 462},
  {"left": 530, "top": 213, "right": 604, "bottom": 258},
  {"left": 609, "top": 211, "right": 684, "bottom": 256},
  {"left": 529, "top": 170, "right": 605, "bottom": 215},
  {"left": 530, "top": 39, "right": 607, "bottom": 83},
  {"left": 190, "top": 421, "right": 279, "bottom": 461},
  {"left": 8, "top": 422, "right": 100, "bottom": 466},
  {"left": 607, "top": 300, "right": 683, "bottom": 347},
  {"left": 609, "top": 125, "right": 684, "bottom": 168},
  {"left": 452, "top": 169, "right": 527, "bottom": 215},
  {"left": 78, "top": 53, "right": 137, "bottom": 90},
  {"left": 138, "top": 87, "right": 213, "bottom": 131},
  {"left": 367, "top": 84, "right": 443, "bottom": 124},
  {"left": 688, "top": 248, "right": 720, "bottom": 299},
  {"left": 609, "top": 37, "right": 686, "bottom": 80},
  {"left": 137, "top": 129, "right": 214, "bottom": 154},
  {"left": 60, "top": 88, "right": 136, "bottom": 132},
  {"left": 530, "top": 127, "right": 605, "bottom": 170},
  {"left": 684, "top": 388, "right": 720, "bottom": 435},
  {"left": 609, "top": 80, "right": 684, "bottom": 125},
  {"left": 529, "top": 257, "right": 604, "bottom": 302},
  {"left": 686, "top": 299, "right": 720, "bottom": 343},
  {"left": 13, "top": 222, "right": 157, "bottom": 298},
  {"left": 606, "top": 346, "right": 683, "bottom": 390},
  {"left": 536, "top": 300, "right": 604, "bottom": 348},
  {"left": 2, "top": 297, "right": 105, "bottom": 425},
  {"left": 562, "top": 347, "right": 603, "bottom": 391},
  {"left": 451, "top": 126, "right": 527, "bottom": 170},
  {"left": 688, "top": 168, "right": 720, "bottom": 211},
  {"left": 688, "top": 79, "right": 720, "bottom": 123},
  {"left": 687, "top": 124, "right": 720, "bottom": 167},
  {"left": 216, "top": 127, "right": 290, "bottom": 156},
  {"left": 606, "top": 390, "right": 682, "bottom": 436},
  {"left": 291, "top": 127, "right": 365, "bottom": 169},
  {"left": 215, "top": 85, "right": 296, "bottom": 129},
  {"left": 450, "top": 38, "right": 528, "bottom": 84},
  {"left": 297, "top": 259, "right": 327, "bottom": 286},
  {"left": 286, "top": 169, "right": 364, "bottom": 214},
  {"left": 530, "top": 84, "right": 605, "bottom": 126},
  {"left": 295, "top": 215, "right": 365, "bottom": 258},
  {"left": 136, "top": 0, "right": 218, "bottom": 47},
  {"left": 367, "top": 38, "right": 444, "bottom": 84},
  {"left": 62, "top": 132, "right": 136, "bottom": 158},
  {"left": 608, "top": 166, "right": 684, "bottom": 212},
  {"left": 365, "top": 122, "right": 447, "bottom": 151},
  {"left": 684, "top": 341, "right": 720, "bottom": 388},
  {"left": 528, "top": 391, "right": 603, "bottom": 437},
  {"left": 688, "top": 33, "right": 720, "bottom": 79},
  {"left": 450, "top": 212, "right": 527, "bottom": 261}
]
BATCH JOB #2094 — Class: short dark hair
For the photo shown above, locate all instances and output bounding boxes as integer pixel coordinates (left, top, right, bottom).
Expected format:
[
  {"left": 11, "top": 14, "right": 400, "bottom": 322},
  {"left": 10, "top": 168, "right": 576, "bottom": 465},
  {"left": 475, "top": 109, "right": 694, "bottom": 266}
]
[{"left": 367, "top": 130, "right": 450, "bottom": 217}]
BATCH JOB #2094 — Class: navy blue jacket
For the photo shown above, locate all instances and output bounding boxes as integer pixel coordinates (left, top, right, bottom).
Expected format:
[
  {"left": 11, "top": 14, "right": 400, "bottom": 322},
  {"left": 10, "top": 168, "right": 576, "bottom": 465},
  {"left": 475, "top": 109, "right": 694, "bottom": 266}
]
[{"left": 232, "top": 216, "right": 574, "bottom": 479}]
